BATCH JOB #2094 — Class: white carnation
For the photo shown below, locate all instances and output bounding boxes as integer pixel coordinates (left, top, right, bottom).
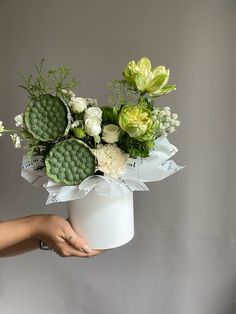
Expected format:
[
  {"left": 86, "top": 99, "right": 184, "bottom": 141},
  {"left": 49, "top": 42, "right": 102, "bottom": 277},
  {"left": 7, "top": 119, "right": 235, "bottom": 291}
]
[
  {"left": 93, "top": 144, "right": 129, "bottom": 178},
  {"left": 69, "top": 97, "right": 87, "bottom": 113},
  {"left": 14, "top": 113, "right": 24, "bottom": 127},
  {"left": 102, "top": 124, "right": 120, "bottom": 144},
  {"left": 84, "top": 118, "right": 101, "bottom": 136},
  {"left": 84, "top": 106, "right": 102, "bottom": 120}
]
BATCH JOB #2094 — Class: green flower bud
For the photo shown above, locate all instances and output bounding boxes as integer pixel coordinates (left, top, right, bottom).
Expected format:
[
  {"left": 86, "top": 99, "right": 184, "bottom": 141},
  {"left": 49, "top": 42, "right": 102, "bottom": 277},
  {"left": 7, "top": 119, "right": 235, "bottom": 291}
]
[{"left": 73, "top": 127, "right": 85, "bottom": 139}]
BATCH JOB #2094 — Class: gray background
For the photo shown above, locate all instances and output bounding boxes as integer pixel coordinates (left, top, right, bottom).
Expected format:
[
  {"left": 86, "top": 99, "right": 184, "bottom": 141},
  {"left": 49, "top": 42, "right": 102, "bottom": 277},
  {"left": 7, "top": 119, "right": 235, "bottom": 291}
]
[{"left": 0, "top": 0, "right": 236, "bottom": 313}]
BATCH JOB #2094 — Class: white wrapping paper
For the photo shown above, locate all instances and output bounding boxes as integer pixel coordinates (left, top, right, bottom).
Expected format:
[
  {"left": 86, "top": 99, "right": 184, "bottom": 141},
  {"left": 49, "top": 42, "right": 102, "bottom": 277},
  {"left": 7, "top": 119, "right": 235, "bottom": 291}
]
[{"left": 21, "top": 136, "right": 183, "bottom": 204}]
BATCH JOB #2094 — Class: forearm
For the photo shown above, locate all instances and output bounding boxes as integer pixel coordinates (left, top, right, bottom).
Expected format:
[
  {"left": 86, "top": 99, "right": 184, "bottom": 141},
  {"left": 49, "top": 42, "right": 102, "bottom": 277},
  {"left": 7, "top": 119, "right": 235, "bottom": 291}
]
[
  {"left": 0, "top": 238, "right": 39, "bottom": 257},
  {"left": 0, "top": 215, "right": 44, "bottom": 252}
]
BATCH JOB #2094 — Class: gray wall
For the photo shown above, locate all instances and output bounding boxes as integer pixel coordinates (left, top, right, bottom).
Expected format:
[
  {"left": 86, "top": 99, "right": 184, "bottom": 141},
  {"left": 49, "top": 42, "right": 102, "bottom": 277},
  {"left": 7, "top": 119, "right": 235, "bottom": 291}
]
[{"left": 0, "top": 0, "right": 236, "bottom": 313}]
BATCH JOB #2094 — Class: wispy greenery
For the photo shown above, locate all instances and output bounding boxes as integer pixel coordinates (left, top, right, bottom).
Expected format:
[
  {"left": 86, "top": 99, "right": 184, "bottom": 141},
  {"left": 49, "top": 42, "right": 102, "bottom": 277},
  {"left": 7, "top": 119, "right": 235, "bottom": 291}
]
[
  {"left": 107, "top": 80, "right": 139, "bottom": 108},
  {"left": 19, "top": 59, "right": 79, "bottom": 99}
]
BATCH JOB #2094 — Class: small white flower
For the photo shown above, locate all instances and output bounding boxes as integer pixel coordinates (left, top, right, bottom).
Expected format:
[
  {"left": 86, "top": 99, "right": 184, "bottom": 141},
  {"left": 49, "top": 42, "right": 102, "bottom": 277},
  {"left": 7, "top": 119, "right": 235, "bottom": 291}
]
[
  {"left": 0, "top": 121, "right": 4, "bottom": 135},
  {"left": 170, "top": 119, "right": 176, "bottom": 126},
  {"left": 69, "top": 97, "right": 87, "bottom": 113},
  {"left": 86, "top": 98, "right": 98, "bottom": 107},
  {"left": 84, "top": 106, "right": 102, "bottom": 121},
  {"left": 14, "top": 113, "right": 24, "bottom": 127},
  {"left": 102, "top": 124, "right": 120, "bottom": 144},
  {"left": 93, "top": 144, "right": 129, "bottom": 178},
  {"left": 175, "top": 120, "right": 180, "bottom": 127},
  {"left": 158, "top": 111, "right": 165, "bottom": 118},
  {"left": 71, "top": 120, "right": 81, "bottom": 129},
  {"left": 165, "top": 116, "right": 171, "bottom": 122},
  {"left": 169, "top": 126, "right": 176, "bottom": 133},
  {"left": 61, "top": 89, "right": 76, "bottom": 99},
  {"left": 84, "top": 118, "right": 101, "bottom": 136},
  {"left": 160, "top": 123, "right": 165, "bottom": 130},
  {"left": 163, "top": 106, "right": 171, "bottom": 112},
  {"left": 164, "top": 123, "right": 170, "bottom": 128},
  {"left": 10, "top": 133, "right": 21, "bottom": 148},
  {"left": 172, "top": 113, "right": 178, "bottom": 120}
]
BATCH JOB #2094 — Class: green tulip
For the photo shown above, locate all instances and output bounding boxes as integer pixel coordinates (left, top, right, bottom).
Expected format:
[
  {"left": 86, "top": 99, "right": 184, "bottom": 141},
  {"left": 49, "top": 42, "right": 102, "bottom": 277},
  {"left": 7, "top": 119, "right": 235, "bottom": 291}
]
[{"left": 123, "top": 57, "right": 176, "bottom": 97}]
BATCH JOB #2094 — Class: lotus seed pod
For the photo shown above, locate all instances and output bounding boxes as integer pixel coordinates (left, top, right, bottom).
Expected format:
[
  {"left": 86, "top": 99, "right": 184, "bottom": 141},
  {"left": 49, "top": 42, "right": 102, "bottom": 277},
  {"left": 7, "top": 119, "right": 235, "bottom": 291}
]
[
  {"left": 45, "top": 139, "right": 96, "bottom": 185},
  {"left": 24, "top": 94, "right": 70, "bottom": 141}
]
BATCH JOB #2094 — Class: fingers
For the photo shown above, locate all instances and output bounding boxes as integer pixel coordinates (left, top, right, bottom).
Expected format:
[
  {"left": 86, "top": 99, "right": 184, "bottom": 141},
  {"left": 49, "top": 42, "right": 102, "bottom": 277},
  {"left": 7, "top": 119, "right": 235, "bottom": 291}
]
[
  {"left": 54, "top": 241, "right": 103, "bottom": 258},
  {"left": 39, "top": 215, "right": 105, "bottom": 258},
  {"left": 63, "top": 233, "right": 92, "bottom": 254}
]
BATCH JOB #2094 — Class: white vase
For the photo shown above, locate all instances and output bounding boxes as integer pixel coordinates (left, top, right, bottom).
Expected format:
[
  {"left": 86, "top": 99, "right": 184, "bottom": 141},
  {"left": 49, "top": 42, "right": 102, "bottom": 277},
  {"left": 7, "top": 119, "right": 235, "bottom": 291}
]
[{"left": 68, "top": 190, "right": 134, "bottom": 250}]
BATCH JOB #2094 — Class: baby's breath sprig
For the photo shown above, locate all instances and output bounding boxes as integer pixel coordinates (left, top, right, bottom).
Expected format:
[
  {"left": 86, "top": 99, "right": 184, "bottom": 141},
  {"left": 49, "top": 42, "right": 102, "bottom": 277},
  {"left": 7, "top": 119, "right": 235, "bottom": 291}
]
[{"left": 154, "top": 106, "right": 180, "bottom": 137}]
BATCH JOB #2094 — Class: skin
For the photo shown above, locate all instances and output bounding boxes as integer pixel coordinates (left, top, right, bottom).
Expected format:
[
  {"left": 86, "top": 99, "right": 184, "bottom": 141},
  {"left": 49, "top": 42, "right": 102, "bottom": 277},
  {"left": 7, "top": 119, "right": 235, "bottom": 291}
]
[{"left": 0, "top": 215, "right": 103, "bottom": 258}]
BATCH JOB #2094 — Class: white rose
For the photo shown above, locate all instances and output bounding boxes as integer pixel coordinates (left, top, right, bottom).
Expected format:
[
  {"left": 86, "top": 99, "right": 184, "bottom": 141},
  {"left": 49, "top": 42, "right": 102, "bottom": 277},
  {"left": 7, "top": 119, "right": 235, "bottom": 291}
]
[
  {"left": 102, "top": 124, "right": 120, "bottom": 144},
  {"left": 69, "top": 97, "right": 87, "bottom": 113},
  {"left": 84, "top": 118, "right": 101, "bottom": 136},
  {"left": 84, "top": 106, "right": 102, "bottom": 120}
]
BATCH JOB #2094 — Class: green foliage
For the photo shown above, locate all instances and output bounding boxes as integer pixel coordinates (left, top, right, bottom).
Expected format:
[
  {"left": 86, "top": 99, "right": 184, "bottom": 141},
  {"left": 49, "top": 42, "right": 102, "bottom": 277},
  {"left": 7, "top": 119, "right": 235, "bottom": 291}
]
[
  {"left": 118, "top": 133, "right": 154, "bottom": 158},
  {"left": 19, "top": 59, "right": 79, "bottom": 99},
  {"left": 101, "top": 106, "right": 119, "bottom": 124}
]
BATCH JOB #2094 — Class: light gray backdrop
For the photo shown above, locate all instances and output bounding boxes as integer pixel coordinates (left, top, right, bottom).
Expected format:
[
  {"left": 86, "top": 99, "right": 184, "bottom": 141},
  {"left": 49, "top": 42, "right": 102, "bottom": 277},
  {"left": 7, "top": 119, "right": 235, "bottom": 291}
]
[{"left": 0, "top": 0, "right": 236, "bottom": 313}]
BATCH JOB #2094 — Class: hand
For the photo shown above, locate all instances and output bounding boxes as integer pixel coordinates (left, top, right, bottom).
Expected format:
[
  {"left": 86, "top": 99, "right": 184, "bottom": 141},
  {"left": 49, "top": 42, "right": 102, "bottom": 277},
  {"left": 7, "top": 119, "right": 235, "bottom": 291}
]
[{"left": 36, "top": 215, "right": 103, "bottom": 258}]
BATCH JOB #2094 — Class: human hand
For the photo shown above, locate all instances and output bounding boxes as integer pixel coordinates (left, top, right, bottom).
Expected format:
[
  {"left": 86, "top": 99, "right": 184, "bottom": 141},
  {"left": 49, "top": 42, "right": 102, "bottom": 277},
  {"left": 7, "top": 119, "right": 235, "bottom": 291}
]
[{"left": 35, "top": 215, "right": 103, "bottom": 258}]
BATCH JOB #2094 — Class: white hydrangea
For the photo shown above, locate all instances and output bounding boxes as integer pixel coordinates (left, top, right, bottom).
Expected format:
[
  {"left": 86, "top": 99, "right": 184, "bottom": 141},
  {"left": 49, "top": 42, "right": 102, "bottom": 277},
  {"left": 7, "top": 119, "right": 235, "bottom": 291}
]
[
  {"left": 14, "top": 113, "right": 24, "bottom": 127},
  {"left": 10, "top": 133, "right": 21, "bottom": 148},
  {"left": 93, "top": 144, "right": 129, "bottom": 178}
]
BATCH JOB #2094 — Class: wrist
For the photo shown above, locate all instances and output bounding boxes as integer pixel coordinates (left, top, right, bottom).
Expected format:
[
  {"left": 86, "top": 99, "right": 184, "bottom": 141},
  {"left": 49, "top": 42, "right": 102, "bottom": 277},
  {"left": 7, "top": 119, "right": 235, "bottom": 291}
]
[{"left": 25, "top": 215, "right": 50, "bottom": 240}]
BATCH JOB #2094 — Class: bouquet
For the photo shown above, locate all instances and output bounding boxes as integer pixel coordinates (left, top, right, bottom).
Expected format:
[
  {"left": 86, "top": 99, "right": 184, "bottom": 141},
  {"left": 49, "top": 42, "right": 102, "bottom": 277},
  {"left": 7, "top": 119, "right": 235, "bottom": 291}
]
[{"left": 0, "top": 57, "right": 183, "bottom": 249}]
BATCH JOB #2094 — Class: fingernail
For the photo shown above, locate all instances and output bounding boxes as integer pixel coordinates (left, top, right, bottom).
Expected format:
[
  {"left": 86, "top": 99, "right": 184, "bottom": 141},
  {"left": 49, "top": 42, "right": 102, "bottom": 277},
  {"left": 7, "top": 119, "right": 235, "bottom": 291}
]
[{"left": 83, "top": 244, "right": 92, "bottom": 254}]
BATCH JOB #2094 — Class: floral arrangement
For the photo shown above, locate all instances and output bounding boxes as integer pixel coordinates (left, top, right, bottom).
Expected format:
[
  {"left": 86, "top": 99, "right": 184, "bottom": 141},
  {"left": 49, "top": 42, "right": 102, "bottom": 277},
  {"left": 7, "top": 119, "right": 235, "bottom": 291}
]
[{"left": 0, "top": 57, "right": 181, "bottom": 201}]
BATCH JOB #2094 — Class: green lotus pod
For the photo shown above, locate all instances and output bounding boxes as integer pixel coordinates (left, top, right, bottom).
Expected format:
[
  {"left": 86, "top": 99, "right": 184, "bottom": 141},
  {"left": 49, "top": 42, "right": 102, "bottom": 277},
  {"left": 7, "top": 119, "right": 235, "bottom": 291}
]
[
  {"left": 45, "top": 139, "right": 96, "bottom": 185},
  {"left": 24, "top": 94, "right": 70, "bottom": 141}
]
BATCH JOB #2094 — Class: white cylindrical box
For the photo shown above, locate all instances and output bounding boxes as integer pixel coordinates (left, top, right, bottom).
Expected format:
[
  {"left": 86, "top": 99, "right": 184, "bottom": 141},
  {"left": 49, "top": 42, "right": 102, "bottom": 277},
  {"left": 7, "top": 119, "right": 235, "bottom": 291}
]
[{"left": 68, "top": 190, "right": 134, "bottom": 250}]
